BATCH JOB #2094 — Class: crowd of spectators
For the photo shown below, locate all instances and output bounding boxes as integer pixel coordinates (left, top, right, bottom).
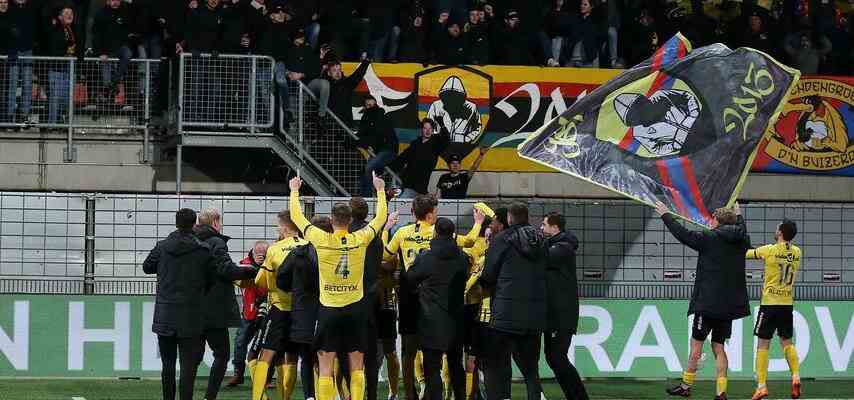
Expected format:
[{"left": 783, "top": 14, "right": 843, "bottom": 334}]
[{"left": 0, "top": 0, "right": 851, "bottom": 125}]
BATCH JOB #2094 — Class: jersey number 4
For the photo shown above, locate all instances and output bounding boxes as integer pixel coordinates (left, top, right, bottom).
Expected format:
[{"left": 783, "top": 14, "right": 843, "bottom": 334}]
[{"left": 335, "top": 252, "right": 350, "bottom": 279}]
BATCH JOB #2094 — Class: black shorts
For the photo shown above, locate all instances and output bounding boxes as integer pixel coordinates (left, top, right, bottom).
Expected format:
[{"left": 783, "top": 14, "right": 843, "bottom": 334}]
[
  {"left": 376, "top": 308, "right": 397, "bottom": 340},
  {"left": 397, "top": 291, "right": 418, "bottom": 336},
  {"left": 463, "top": 304, "right": 480, "bottom": 355},
  {"left": 470, "top": 322, "right": 494, "bottom": 358},
  {"left": 314, "top": 301, "right": 368, "bottom": 353},
  {"left": 259, "top": 307, "right": 298, "bottom": 353},
  {"left": 692, "top": 314, "right": 733, "bottom": 344},
  {"left": 754, "top": 305, "right": 794, "bottom": 340}
]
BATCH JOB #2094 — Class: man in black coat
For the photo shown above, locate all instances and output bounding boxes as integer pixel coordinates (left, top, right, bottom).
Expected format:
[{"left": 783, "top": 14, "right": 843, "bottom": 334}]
[
  {"left": 7, "top": 0, "right": 38, "bottom": 125},
  {"left": 406, "top": 217, "right": 468, "bottom": 400},
  {"left": 194, "top": 208, "right": 243, "bottom": 400},
  {"left": 357, "top": 95, "right": 399, "bottom": 197},
  {"left": 541, "top": 212, "right": 589, "bottom": 400},
  {"left": 388, "top": 118, "right": 450, "bottom": 198},
  {"left": 142, "top": 208, "right": 256, "bottom": 400},
  {"left": 322, "top": 59, "right": 369, "bottom": 129},
  {"left": 480, "top": 202, "right": 547, "bottom": 400},
  {"left": 283, "top": 28, "right": 330, "bottom": 117},
  {"left": 656, "top": 202, "right": 750, "bottom": 400}
]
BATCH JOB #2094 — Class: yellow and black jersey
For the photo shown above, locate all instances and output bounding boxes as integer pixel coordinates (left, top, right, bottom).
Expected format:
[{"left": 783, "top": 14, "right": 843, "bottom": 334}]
[
  {"left": 383, "top": 220, "right": 481, "bottom": 270},
  {"left": 290, "top": 191, "right": 387, "bottom": 308},
  {"left": 464, "top": 237, "right": 488, "bottom": 305},
  {"left": 746, "top": 242, "right": 802, "bottom": 306},
  {"left": 255, "top": 236, "right": 308, "bottom": 311}
]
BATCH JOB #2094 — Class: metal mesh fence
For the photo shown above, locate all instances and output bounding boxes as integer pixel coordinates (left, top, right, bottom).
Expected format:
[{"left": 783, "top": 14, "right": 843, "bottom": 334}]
[
  {"left": 179, "top": 54, "right": 274, "bottom": 133},
  {"left": 1, "top": 193, "right": 853, "bottom": 298},
  {"left": 281, "top": 81, "right": 367, "bottom": 195},
  {"left": 1, "top": 56, "right": 158, "bottom": 132}
]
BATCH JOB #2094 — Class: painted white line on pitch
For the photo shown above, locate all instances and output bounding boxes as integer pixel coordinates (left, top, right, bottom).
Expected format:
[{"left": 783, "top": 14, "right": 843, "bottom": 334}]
[{"left": 71, "top": 397, "right": 86, "bottom": 400}]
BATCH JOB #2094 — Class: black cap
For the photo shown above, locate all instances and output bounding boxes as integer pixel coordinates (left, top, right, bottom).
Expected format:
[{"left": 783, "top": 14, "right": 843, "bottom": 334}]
[
  {"left": 448, "top": 154, "right": 462, "bottom": 162},
  {"left": 506, "top": 9, "right": 519, "bottom": 19}
]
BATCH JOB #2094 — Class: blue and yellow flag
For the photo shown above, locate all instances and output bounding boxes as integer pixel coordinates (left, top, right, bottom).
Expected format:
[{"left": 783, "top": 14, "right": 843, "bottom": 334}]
[{"left": 517, "top": 34, "right": 800, "bottom": 226}]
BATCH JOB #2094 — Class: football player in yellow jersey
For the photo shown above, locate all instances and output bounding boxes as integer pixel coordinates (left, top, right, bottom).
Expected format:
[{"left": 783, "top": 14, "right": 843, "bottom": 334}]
[
  {"left": 747, "top": 219, "right": 802, "bottom": 400},
  {"left": 251, "top": 210, "right": 308, "bottom": 400},
  {"left": 461, "top": 203, "right": 493, "bottom": 400},
  {"left": 382, "top": 194, "right": 485, "bottom": 400},
  {"left": 289, "top": 172, "right": 388, "bottom": 400}
]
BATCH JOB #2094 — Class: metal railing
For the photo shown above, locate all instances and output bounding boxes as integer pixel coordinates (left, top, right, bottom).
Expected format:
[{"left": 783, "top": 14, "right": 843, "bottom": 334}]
[
  {"left": 2, "top": 192, "right": 853, "bottom": 298},
  {"left": 176, "top": 53, "right": 274, "bottom": 134},
  {"left": 1, "top": 55, "right": 159, "bottom": 162},
  {"left": 280, "top": 81, "right": 401, "bottom": 196}
]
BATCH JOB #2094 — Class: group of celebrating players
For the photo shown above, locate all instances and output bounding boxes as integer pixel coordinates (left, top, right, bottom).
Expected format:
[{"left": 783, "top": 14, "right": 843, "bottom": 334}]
[{"left": 144, "top": 170, "right": 806, "bottom": 400}]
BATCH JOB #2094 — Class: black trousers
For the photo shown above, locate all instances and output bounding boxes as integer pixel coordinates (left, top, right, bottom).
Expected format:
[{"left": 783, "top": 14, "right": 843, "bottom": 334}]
[
  {"left": 484, "top": 330, "right": 542, "bottom": 400},
  {"left": 297, "top": 343, "right": 316, "bottom": 400},
  {"left": 544, "top": 331, "right": 588, "bottom": 400},
  {"left": 365, "top": 309, "right": 380, "bottom": 400},
  {"left": 158, "top": 334, "right": 204, "bottom": 400},
  {"left": 202, "top": 328, "right": 231, "bottom": 400},
  {"left": 423, "top": 347, "right": 465, "bottom": 400}
]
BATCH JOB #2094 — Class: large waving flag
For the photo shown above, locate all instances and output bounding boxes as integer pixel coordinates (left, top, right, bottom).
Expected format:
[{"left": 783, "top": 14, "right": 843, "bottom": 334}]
[{"left": 517, "top": 34, "right": 800, "bottom": 226}]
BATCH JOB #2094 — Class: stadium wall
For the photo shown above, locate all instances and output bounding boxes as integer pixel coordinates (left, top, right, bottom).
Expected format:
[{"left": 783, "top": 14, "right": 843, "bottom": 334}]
[{"left": 1, "top": 296, "right": 852, "bottom": 379}]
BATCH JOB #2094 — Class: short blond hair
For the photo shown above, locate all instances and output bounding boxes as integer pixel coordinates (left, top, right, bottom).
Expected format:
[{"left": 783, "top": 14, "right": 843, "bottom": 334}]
[
  {"left": 712, "top": 207, "right": 737, "bottom": 226},
  {"left": 197, "top": 208, "right": 221, "bottom": 226}
]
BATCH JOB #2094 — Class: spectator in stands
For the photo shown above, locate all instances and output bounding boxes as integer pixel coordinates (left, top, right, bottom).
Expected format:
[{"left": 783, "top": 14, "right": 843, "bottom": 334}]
[
  {"left": 178, "top": 0, "right": 223, "bottom": 56},
  {"left": 622, "top": 8, "right": 658, "bottom": 66},
  {"left": 396, "top": 0, "right": 428, "bottom": 63},
  {"left": 93, "top": 0, "right": 138, "bottom": 100},
  {"left": 433, "top": 13, "right": 468, "bottom": 65},
  {"left": 136, "top": 0, "right": 176, "bottom": 115},
  {"left": 221, "top": 0, "right": 251, "bottom": 55},
  {"left": 284, "top": 28, "right": 330, "bottom": 117},
  {"left": 494, "top": 10, "right": 534, "bottom": 65},
  {"left": 143, "top": 208, "right": 256, "bottom": 400},
  {"left": 45, "top": 6, "right": 78, "bottom": 126},
  {"left": 784, "top": 28, "right": 832, "bottom": 74},
  {"left": 319, "top": 0, "right": 370, "bottom": 61},
  {"left": 436, "top": 147, "right": 487, "bottom": 199},
  {"left": 257, "top": 2, "right": 299, "bottom": 127},
  {"left": 567, "top": 0, "right": 606, "bottom": 68},
  {"left": 464, "top": 5, "right": 491, "bottom": 65},
  {"left": 7, "top": 0, "right": 38, "bottom": 126},
  {"left": 544, "top": 0, "right": 572, "bottom": 67},
  {"left": 733, "top": 8, "right": 775, "bottom": 56},
  {"left": 602, "top": 0, "right": 624, "bottom": 68},
  {"left": 322, "top": 58, "right": 368, "bottom": 129},
  {"left": 367, "top": 0, "right": 401, "bottom": 62},
  {"left": 357, "top": 95, "right": 399, "bottom": 197},
  {"left": 195, "top": 208, "right": 244, "bottom": 400},
  {"left": 390, "top": 118, "right": 450, "bottom": 198},
  {"left": 228, "top": 240, "right": 270, "bottom": 387}
]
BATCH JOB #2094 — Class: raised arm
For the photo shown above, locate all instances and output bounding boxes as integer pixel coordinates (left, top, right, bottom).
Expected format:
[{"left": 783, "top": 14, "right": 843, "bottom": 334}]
[
  {"left": 746, "top": 245, "right": 771, "bottom": 260},
  {"left": 655, "top": 202, "right": 706, "bottom": 252},
  {"left": 456, "top": 208, "right": 486, "bottom": 248},
  {"left": 467, "top": 146, "right": 489, "bottom": 178},
  {"left": 367, "top": 173, "right": 388, "bottom": 236},
  {"left": 288, "top": 176, "right": 312, "bottom": 235}
]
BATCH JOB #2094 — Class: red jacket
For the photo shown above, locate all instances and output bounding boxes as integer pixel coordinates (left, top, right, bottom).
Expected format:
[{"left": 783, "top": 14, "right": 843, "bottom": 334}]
[{"left": 240, "top": 255, "right": 267, "bottom": 321}]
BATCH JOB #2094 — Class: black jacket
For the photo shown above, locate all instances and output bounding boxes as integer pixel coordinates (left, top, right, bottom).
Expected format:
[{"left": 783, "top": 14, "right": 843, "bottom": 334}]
[
  {"left": 220, "top": 1, "right": 248, "bottom": 54},
  {"left": 434, "top": 30, "right": 467, "bottom": 66},
  {"left": 0, "top": 10, "right": 11, "bottom": 55},
  {"left": 390, "top": 133, "right": 451, "bottom": 194},
  {"left": 8, "top": 1, "right": 38, "bottom": 52},
  {"left": 195, "top": 225, "right": 244, "bottom": 329},
  {"left": 43, "top": 23, "right": 79, "bottom": 61},
  {"left": 276, "top": 243, "right": 320, "bottom": 344},
  {"left": 357, "top": 107, "right": 399, "bottom": 154},
  {"left": 481, "top": 223, "right": 548, "bottom": 335},
  {"left": 325, "top": 60, "right": 369, "bottom": 128},
  {"left": 142, "top": 230, "right": 255, "bottom": 337},
  {"left": 545, "top": 231, "right": 580, "bottom": 334},
  {"left": 93, "top": 4, "right": 135, "bottom": 55},
  {"left": 662, "top": 214, "right": 751, "bottom": 321},
  {"left": 255, "top": 18, "right": 298, "bottom": 61},
  {"left": 406, "top": 237, "right": 469, "bottom": 351},
  {"left": 182, "top": 5, "right": 223, "bottom": 53},
  {"left": 464, "top": 22, "right": 490, "bottom": 65},
  {"left": 285, "top": 43, "right": 320, "bottom": 82},
  {"left": 350, "top": 219, "right": 383, "bottom": 297},
  {"left": 495, "top": 24, "right": 533, "bottom": 66}
]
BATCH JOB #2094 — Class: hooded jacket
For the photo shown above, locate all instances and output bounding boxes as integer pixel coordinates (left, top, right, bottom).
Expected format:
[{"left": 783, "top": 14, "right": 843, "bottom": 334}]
[
  {"left": 480, "top": 223, "right": 548, "bottom": 335},
  {"left": 662, "top": 214, "right": 751, "bottom": 320},
  {"left": 545, "top": 231, "right": 580, "bottom": 334},
  {"left": 239, "top": 252, "right": 267, "bottom": 321},
  {"left": 406, "top": 237, "right": 469, "bottom": 351},
  {"left": 274, "top": 242, "right": 320, "bottom": 344},
  {"left": 143, "top": 230, "right": 255, "bottom": 337},
  {"left": 195, "top": 224, "right": 243, "bottom": 329},
  {"left": 389, "top": 132, "right": 451, "bottom": 194}
]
